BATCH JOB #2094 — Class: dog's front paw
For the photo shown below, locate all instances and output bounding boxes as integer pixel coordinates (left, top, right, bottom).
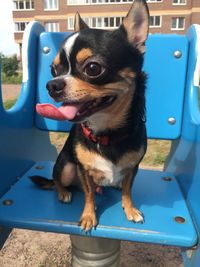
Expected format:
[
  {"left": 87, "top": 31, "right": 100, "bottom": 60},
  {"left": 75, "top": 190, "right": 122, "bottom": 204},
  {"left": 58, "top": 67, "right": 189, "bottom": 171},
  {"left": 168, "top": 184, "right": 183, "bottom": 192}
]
[
  {"left": 124, "top": 206, "right": 144, "bottom": 223},
  {"left": 79, "top": 212, "right": 97, "bottom": 232}
]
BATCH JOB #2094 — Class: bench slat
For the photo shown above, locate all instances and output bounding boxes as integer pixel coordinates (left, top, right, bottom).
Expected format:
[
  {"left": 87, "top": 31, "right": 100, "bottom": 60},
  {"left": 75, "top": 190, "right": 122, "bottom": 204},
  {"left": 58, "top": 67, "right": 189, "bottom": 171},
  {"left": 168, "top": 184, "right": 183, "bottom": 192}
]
[{"left": 145, "top": 35, "right": 188, "bottom": 139}]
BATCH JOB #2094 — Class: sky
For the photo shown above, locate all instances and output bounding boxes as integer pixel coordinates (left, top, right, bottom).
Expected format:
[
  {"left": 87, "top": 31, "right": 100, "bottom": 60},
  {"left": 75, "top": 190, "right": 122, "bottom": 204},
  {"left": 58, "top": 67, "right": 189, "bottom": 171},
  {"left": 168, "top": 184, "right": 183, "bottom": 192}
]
[{"left": 0, "top": 0, "right": 19, "bottom": 56}]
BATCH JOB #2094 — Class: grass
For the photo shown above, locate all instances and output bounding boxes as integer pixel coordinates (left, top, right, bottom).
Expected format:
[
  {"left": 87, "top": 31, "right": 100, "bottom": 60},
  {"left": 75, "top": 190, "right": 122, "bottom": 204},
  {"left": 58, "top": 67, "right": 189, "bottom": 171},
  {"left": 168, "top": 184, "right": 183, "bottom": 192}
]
[
  {"left": 1, "top": 72, "right": 22, "bottom": 84},
  {"left": 141, "top": 139, "right": 171, "bottom": 168},
  {"left": 49, "top": 132, "right": 69, "bottom": 152},
  {"left": 3, "top": 98, "right": 17, "bottom": 110}
]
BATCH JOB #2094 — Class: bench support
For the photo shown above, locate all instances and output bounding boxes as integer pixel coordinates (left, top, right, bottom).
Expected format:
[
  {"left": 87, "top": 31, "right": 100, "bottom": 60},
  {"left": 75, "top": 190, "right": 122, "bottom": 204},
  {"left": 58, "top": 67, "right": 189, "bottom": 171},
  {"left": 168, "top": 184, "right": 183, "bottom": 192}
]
[{"left": 70, "top": 235, "right": 121, "bottom": 267}]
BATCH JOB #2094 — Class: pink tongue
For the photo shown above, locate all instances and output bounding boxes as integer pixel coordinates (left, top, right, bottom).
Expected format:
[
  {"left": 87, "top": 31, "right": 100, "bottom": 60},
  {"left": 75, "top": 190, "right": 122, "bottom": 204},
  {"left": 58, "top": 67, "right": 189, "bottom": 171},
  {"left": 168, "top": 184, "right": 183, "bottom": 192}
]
[{"left": 36, "top": 103, "right": 80, "bottom": 121}]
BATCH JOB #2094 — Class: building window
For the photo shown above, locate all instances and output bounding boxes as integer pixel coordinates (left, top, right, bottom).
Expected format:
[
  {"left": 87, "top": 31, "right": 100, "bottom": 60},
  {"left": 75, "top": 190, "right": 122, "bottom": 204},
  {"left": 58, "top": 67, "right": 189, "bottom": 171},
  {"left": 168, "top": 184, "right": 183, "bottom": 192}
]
[
  {"left": 68, "top": 16, "right": 124, "bottom": 30},
  {"left": 67, "top": 0, "right": 163, "bottom": 4},
  {"left": 172, "top": 0, "right": 186, "bottom": 5},
  {"left": 68, "top": 0, "right": 90, "bottom": 3},
  {"left": 149, "top": 16, "right": 162, "bottom": 28},
  {"left": 13, "top": 0, "right": 34, "bottom": 10},
  {"left": 14, "top": 22, "right": 29, "bottom": 32},
  {"left": 68, "top": 18, "right": 74, "bottom": 30},
  {"left": 146, "top": 0, "right": 162, "bottom": 3},
  {"left": 44, "top": 0, "right": 58, "bottom": 10},
  {"left": 171, "top": 17, "right": 185, "bottom": 30},
  {"left": 68, "top": 0, "right": 132, "bottom": 4},
  {"left": 45, "top": 22, "right": 60, "bottom": 32}
]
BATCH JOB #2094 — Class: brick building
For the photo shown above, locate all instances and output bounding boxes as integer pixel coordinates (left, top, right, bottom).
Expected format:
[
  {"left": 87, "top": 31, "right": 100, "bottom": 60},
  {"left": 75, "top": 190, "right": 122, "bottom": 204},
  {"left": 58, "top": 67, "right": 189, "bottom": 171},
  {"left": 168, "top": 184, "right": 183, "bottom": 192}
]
[{"left": 12, "top": 0, "right": 200, "bottom": 55}]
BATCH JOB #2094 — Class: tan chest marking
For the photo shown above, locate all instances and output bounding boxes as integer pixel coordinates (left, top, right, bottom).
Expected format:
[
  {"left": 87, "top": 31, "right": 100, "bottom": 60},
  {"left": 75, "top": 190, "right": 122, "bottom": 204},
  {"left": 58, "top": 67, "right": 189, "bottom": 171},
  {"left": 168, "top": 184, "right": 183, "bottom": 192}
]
[{"left": 75, "top": 143, "right": 145, "bottom": 187}]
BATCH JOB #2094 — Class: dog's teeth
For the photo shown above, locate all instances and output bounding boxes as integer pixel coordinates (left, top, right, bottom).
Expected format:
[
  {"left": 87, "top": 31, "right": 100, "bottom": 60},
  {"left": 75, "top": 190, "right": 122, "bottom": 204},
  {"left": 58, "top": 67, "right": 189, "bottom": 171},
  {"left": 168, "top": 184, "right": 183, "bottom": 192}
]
[{"left": 77, "top": 112, "right": 80, "bottom": 116}]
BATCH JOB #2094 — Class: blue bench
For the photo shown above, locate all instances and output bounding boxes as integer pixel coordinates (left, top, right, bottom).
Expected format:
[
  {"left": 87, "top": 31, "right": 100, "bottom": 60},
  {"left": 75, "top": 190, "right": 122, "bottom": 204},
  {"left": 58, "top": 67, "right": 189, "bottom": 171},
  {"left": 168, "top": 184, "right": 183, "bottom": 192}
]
[{"left": 0, "top": 21, "right": 200, "bottom": 266}]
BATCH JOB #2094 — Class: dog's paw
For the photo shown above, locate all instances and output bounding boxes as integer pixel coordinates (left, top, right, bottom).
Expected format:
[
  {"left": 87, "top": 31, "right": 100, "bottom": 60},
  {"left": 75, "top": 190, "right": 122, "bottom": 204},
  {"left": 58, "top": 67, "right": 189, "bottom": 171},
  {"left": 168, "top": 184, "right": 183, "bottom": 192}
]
[
  {"left": 79, "top": 212, "right": 97, "bottom": 232},
  {"left": 58, "top": 191, "right": 72, "bottom": 203},
  {"left": 124, "top": 206, "right": 144, "bottom": 223}
]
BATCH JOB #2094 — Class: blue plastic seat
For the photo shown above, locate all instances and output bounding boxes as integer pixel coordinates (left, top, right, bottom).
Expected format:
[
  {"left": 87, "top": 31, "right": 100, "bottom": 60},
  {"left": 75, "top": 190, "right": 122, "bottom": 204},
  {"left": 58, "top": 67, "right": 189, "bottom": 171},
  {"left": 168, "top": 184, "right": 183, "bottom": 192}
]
[
  {"left": 0, "top": 161, "right": 196, "bottom": 247},
  {"left": 1, "top": 21, "right": 200, "bottom": 266}
]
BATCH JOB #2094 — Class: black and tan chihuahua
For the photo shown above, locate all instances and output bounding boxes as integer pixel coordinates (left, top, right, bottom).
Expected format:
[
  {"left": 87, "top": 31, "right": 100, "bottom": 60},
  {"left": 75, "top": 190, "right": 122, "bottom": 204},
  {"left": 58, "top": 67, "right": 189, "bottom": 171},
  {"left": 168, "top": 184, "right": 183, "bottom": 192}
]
[{"left": 31, "top": 0, "right": 149, "bottom": 231}]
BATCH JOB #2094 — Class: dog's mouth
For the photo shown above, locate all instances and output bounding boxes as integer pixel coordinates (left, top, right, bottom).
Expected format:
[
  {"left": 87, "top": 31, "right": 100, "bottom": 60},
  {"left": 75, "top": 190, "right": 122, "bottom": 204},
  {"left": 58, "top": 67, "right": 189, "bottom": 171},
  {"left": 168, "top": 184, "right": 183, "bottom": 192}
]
[{"left": 36, "top": 95, "right": 116, "bottom": 122}]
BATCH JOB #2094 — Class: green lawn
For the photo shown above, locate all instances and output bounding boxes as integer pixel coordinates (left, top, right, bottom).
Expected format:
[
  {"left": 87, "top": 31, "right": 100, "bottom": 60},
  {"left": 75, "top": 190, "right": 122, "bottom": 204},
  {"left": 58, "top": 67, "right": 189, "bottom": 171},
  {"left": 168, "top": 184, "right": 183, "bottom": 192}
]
[
  {"left": 3, "top": 98, "right": 17, "bottom": 110},
  {"left": 1, "top": 72, "right": 22, "bottom": 84},
  {"left": 141, "top": 139, "right": 170, "bottom": 168}
]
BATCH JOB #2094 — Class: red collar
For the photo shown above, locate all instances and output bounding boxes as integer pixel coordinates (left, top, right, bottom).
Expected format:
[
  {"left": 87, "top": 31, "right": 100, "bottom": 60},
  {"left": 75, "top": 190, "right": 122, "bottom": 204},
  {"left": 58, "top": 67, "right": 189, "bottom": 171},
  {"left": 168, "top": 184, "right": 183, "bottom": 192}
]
[
  {"left": 81, "top": 124, "right": 130, "bottom": 146},
  {"left": 81, "top": 124, "right": 109, "bottom": 146}
]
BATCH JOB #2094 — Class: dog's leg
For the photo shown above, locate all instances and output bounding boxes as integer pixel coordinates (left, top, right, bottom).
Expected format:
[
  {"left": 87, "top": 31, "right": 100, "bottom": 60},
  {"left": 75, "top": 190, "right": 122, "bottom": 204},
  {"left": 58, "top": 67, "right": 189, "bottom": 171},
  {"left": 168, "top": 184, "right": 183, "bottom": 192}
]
[
  {"left": 122, "top": 169, "right": 144, "bottom": 223},
  {"left": 53, "top": 162, "right": 77, "bottom": 203},
  {"left": 54, "top": 180, "right": 72, "bottom": 203},
  {"left": 78, "top": 167, "right": 97, "bottom": 231}
]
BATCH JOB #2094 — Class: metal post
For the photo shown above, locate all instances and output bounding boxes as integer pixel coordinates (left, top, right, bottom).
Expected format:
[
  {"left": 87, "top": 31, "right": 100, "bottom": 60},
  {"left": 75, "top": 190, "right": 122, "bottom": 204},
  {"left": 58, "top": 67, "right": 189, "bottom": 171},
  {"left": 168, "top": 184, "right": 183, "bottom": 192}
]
[{"left": 70, "top": 235, "right": 121, "bottom": 267}]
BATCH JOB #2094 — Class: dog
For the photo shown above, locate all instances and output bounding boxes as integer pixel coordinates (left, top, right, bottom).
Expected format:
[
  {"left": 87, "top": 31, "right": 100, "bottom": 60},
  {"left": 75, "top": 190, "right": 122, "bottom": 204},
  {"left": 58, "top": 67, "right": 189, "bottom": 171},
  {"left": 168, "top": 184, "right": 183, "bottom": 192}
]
[{"left": 31, "top": 0, "right": 149, "bottom": 231}]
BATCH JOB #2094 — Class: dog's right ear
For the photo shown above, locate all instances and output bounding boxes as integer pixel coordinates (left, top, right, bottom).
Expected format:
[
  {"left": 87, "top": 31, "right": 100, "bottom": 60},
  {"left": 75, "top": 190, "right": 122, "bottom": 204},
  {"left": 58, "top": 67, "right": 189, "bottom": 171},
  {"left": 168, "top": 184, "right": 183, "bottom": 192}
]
[
  {"left": 74, "top": 12, "right": 89, "bottom": 32},
  {"left": 121, "top": 0, "right": 149, "bottom": 53}
]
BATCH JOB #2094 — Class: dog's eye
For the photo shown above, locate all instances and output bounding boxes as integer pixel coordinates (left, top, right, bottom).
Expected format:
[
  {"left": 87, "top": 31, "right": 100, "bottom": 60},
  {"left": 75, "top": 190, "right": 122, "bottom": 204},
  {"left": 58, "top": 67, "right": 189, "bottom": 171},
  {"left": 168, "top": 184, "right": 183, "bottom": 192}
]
[{"left": 84, "top": 62, "right": 104, "bottom": 78}]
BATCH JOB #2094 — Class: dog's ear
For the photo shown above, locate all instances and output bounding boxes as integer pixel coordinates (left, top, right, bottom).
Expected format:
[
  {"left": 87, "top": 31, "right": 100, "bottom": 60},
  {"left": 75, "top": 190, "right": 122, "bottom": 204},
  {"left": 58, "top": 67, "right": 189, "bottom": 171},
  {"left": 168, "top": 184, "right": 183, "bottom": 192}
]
[
  {"left": 74, "top": 12, "right": 89, "bottom": 32},
  {"left": 122, "top": 0, "right": 149, "bottom": 53}
]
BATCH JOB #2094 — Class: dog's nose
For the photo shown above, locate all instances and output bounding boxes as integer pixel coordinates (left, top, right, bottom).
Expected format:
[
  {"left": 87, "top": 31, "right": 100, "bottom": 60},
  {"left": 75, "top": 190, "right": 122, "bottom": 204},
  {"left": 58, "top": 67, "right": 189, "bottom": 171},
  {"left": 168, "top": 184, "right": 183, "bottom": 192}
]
[{"left": 46, "top": 79, "right": 66, "bottom": 93}]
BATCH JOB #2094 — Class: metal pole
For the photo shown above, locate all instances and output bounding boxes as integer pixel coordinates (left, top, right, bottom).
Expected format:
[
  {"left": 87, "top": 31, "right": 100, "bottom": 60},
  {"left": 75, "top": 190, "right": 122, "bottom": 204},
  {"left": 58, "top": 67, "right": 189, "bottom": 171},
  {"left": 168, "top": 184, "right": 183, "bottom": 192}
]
[{"left": 70, "top": 235, "right": 121, "bottom": 267}]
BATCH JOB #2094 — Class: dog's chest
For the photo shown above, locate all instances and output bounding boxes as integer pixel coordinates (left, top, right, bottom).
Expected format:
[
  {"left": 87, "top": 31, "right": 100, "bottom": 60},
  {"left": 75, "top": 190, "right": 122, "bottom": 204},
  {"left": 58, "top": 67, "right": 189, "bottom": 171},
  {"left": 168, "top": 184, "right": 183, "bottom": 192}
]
[
  {"left": 76, "top": 143, "right": 124, "bottom": 187},
  {"left": 76, "top": 143, "right": 144, "bottom": 187},
  {"left": 89, "top": 155, "right": 123, "bottom": 187}
]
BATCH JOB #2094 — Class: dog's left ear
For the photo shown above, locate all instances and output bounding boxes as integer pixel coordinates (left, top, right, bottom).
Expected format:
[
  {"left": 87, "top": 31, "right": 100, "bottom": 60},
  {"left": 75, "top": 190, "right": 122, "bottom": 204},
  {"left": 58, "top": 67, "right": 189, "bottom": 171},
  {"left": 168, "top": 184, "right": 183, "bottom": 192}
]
[
  {"left": 122, "top": 0, "right": 149, "bottom": 53},
  {"left": 74, "top": 12, "right": 89, "bottom": 32}
]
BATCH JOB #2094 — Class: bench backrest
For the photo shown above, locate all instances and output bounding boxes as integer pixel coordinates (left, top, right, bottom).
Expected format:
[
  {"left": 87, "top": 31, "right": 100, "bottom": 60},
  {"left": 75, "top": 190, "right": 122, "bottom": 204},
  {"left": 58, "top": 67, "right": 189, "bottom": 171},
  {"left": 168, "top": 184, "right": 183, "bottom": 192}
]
[{"left": 35, "top": 32, "right": 189, "bottom": 140}]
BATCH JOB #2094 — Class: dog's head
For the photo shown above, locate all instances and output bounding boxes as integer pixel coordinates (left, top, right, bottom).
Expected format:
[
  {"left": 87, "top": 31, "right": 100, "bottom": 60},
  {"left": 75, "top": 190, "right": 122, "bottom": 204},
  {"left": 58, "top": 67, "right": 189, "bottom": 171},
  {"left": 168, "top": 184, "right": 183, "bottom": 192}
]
[{"left": 39, "top": 0, "right": 149, "bottom": 131}]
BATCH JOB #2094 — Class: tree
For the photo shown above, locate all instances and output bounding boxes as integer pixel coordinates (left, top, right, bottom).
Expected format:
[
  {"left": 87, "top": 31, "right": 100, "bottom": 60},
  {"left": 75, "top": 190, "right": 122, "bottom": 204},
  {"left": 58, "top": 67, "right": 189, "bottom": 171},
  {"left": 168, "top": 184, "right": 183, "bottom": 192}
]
[{"left": 0, "top": 54, "right": 19, "bottom": 77}]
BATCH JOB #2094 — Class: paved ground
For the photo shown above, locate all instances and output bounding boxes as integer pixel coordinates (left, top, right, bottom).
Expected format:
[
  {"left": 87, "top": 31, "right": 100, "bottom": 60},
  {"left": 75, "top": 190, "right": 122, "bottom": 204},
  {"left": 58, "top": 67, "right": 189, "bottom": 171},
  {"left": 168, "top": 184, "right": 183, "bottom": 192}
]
[
  {"left": 1, "top": 84, "right": 21, "bottom": 101},
  {"left": 0, "top": 229, "right": 183, "bottom": 267},
  {"left": 0, "top": 84, "right": 183, "bottom": 266}
]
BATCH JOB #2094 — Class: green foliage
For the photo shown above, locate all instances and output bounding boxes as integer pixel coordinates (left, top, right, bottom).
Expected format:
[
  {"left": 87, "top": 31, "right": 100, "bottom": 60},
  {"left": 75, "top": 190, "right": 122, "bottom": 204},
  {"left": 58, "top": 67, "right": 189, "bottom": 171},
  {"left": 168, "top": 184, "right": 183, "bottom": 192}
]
[
  {"left": 152, "top": 154, "right": 167, "bottom": 165},
  {"left": 1, "top": 72, "right": 22, "bottom": 84},
  {"left": 0, "top": 54, "right": 19, "bottom": 77},
  {"left": 3, "top": 98, "right": 17, "bottom": 110}
]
